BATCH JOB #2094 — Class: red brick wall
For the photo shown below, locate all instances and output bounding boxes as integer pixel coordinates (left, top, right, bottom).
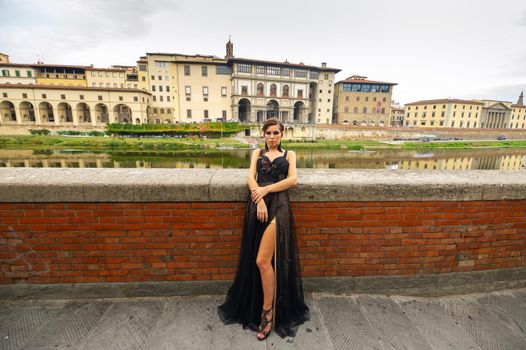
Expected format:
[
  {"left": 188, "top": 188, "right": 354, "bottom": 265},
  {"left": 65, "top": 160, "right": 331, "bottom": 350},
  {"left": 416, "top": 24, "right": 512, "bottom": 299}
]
[{"left": 1, "top": 200, "right": 525, "bottom": 284}]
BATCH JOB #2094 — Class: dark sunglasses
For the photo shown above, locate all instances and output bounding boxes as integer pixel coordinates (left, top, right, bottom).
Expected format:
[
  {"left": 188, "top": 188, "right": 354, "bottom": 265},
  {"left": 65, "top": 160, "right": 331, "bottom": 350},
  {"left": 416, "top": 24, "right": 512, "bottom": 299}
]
[{"left": 265, "top": 131, "right": 281, "bottom": 136}]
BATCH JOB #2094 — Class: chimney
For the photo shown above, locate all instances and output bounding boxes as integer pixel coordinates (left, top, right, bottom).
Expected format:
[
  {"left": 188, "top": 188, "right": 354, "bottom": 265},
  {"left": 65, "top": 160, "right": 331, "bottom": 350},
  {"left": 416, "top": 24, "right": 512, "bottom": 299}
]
[{"left": 321, "top": 62, "right": 327, "bottom": 68}]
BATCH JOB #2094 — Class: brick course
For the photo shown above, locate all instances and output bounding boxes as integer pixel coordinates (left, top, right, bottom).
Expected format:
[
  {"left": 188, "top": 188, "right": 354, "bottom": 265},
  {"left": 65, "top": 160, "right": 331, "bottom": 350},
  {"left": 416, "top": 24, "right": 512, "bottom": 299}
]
[{"left": 1, "top": 200, "right": 525, "bottom": 284}]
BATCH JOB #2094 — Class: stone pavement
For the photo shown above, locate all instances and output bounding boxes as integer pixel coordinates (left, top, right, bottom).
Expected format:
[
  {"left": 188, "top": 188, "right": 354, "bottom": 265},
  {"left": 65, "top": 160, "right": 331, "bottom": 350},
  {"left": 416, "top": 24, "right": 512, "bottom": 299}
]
[{"left": 1, "top": 288, "right": 526, "bottom": 350}]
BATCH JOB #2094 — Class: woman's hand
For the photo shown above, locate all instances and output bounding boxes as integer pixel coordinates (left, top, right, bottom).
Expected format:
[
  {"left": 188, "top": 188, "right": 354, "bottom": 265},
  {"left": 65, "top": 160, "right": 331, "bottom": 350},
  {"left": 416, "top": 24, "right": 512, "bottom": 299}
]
[
  {"left": 256, "top": 200, "right": 268, "bottom": 222},
  {"left": 251, "top": 186, "right": 270, "bottom": 204}
]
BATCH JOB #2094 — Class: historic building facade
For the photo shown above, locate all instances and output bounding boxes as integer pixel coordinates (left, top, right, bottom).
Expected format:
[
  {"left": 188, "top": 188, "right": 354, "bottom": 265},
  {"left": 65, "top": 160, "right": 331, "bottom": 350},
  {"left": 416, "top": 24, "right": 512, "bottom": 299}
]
[
  {"left": 510, "top": 92, "right": 525, "bottom": 129},
  {"left": 333, "top": 75, "right": 397, "bottom": 126},
  {"left": 404, "top": 99, "right": 484, "bottom": 128},
  {"left": 477, "top": 99, "right": 512, "bottom": 129},
  {"left": 228, "top": 40, "right": 340, "bottom": 124},
  {"left": 389, "top": 103, "right": 405, "bottom": 127}
]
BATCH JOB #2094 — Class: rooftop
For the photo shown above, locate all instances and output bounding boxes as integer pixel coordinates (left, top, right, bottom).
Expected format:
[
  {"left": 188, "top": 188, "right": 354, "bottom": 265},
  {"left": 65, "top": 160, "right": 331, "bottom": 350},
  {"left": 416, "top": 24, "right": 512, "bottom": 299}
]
[
  {"left": 337, "top": 75, "right": 398, "bottom": 85},
  {"left": 406, "top": 98, "right": 485, "bottom": 106}
]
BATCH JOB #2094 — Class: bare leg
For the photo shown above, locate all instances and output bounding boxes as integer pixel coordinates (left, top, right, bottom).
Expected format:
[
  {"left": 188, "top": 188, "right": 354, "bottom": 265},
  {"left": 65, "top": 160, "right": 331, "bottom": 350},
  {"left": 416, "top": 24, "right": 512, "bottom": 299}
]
[{"left": 256, "top": 217, "right": 276, "bottom": 337}]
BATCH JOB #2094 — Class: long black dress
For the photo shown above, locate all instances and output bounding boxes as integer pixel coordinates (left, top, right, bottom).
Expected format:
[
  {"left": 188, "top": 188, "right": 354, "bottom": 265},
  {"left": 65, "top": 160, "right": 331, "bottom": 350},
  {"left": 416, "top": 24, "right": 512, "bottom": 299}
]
[{"left": 217, "top": 148, "right": 310, "bottom": 338}]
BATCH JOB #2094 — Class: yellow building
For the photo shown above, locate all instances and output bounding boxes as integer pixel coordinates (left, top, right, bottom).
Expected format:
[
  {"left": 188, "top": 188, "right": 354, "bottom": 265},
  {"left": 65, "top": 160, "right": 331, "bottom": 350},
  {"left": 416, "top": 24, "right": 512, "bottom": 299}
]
[
  {"left": 404, "top": 99, "right": 483, "bottom": 128},
  {"left": 510, "top": 91, "right": 526, "bottom": 129},
  {"left": 0, "top": 84, "right": 151, "bottom": 126},
  {"left": 333, "top": 75, "right": 397, "bottom": 126},
  {"left": 139, "top": 52, "right": 231, "bottom": 123}
]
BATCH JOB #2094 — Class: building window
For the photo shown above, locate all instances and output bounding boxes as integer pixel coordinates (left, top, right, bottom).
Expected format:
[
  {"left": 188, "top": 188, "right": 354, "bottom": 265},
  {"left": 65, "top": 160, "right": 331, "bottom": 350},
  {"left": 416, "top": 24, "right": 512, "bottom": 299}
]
[
  {"left": 282, "top": 85, "right": 289, "bottom": 97},
  {"left": 119, "top": 96, "right": 123, "bottom": 101},
  {"left": 202, "top": 66, "right": 208, "bottom": 77},
  {"left": 42, "top": 94, "right": 46, "bottom": 99},
  {"left": 221, "top": 86, "right": 227, "bottom": 96},
  {"left": 238, "top": 64, "right": 252, "bottom": 73},
  {"left": 294, "top": 69, "right": 307, "bottom": 78},
  {"left": 184, "top": 65, "right": 190, "bottom": 76},
  {"left": 98, "top": 95, "right": 103, "bottom": 101},
  {"left": 267, "top": 66, "right": 280, "bottom": 75},
  {"left": 153, "top": 96, "right": 156, "bottom": 101},
  {"left": 381, "top": 108, "right": 385, "bottom": 114},
  {"left": 15, "top": 70, "right": 20, "bottom": 77},
  {"left": 187, "top": 110, "right": 192, "bottom": 118},
  {"left": 257, "top": 83, "right": 264, "bottom": 96},
  {"left": 363, "top": 107, "right": 367, "bottom": 113},
  {"left": 310, "top": 71, "right": 319, "bottom": 79},
  {"left": 297, "top": 89, "right": 303, "bottom": 98},
  {"left": 222, "top": 110, "right": 227, "bottom": 118},
  {"left": 204, "top": 110, "right": 209, "bottom": 119},
  {"left": 160, "top": 108, "right": 165, "bottom": 114},
  {"left": 22, "top": 93, "right": 27, "bottom": 98},
  {"left": 324, "top": 74, "right": 329, "bottom": 80},
  {"left": 159, "top": 96, "right": 163, "bottom": 102},
  {"left": 167, "top": 96, "right": 171, "bottom": 102},
  {"left": 241, "top": 85, "right": 248, "bottom": 96},
  {"left": 282, "top": 68, "right": 290, "bottom": 76},
  {"left": 159, "top": 86, "right": 163, "bottom": 92},
  {"left": 256, "top": 65, "right": 266, "bottom": 74},
  {"left": 2, "top": 93, "right": 7, "bottom": 98},
  {"left": 151, "top": 75, "right": 155, "bottom": 80},
  {"left": 27, "top": 70, "right": 33, "bottom": 77},
  {"left": 353, "top": 107, "right": 358, "bottom": 113},
  {"left": 166, "top": 86, "right": 170, "bottom": 92},
  {"left": 203, "top": 86, "right": 209, "bottom": 96},
  {"left": 1, "top": 70, "right": 9, "bottom": 76},
  {"left": 134, "top": 96, "right": 138, "bottom": 102},
  {"left": 185, "top": 86, "right": 191, "bottom": 95},
  {"left": 270, "top": 84, "right": 277, "bottom": 97},
  {"left": 80, "top": 95, "right": 84, "bottom": 100},
  {"left": 216, "top": 65, "right": 231, "bottom": 75},
  {"left": 61, "top": 94, "right": 66, "bottom": 100}
]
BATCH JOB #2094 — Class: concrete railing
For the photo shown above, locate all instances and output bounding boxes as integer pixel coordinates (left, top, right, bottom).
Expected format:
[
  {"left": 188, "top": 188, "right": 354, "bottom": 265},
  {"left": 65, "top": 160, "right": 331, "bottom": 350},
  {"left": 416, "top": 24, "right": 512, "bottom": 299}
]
[{"left": 1, "top": 168, "right": 525, "bottom": 298}]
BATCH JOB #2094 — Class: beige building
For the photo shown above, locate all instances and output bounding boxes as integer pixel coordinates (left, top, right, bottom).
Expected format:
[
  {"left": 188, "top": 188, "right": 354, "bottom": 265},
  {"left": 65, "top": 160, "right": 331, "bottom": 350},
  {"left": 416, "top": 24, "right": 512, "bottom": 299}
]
[
  {"left": 137, "top": 52, "right": 231, "bottom": 123},
  {"left": 333, "top": 75, "right": 397, "bottom": 126},
  {"left": 0, "top": 84, "right": 151, "bottom": 126},
  {"left": 404, "top": 99, "right": 484, "bottom": 128},
  {"left": 389, "top": 103, "right": 405, "bottom": 127},
  {"left": 510, "top": 91, "right": 526, "bottom": 129},
  {"left": 477, "top": 99, "right": 512, "bottom": 129},
  {"left": 229, "top": 40, "right": 340, "bottom": 124},
  {"left": 86, "top": 67, "right": 139, "bottom": 90}
]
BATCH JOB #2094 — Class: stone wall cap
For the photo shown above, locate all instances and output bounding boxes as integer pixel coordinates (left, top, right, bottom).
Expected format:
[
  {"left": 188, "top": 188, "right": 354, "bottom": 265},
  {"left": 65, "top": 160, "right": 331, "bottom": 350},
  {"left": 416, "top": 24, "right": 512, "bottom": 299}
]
[{"left": 1, "top": 168, "right": 525, "bottom": 202}]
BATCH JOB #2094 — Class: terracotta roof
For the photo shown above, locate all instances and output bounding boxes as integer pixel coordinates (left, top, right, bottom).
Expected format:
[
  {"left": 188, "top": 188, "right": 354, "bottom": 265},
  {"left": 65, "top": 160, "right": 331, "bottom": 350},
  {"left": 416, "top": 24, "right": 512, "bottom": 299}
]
[
  {"left": 512, "top": 104, "right": 526, "bottom": 108},
  {"left": 405, "top": 98, "right": 484, "bottom": 106},
  {"left": 227, "top": 57, "right": 341, "bottom": 72},
  {"left": 0, "top": 83, "right": 151, "bottom": 94}
]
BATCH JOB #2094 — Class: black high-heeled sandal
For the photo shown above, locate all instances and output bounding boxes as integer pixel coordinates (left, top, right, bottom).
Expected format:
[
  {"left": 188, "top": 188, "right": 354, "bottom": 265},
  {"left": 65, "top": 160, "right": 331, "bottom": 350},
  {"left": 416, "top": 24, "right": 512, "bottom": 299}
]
[{"left": 256, "top": 306, "right": 273, "bottom": 341}]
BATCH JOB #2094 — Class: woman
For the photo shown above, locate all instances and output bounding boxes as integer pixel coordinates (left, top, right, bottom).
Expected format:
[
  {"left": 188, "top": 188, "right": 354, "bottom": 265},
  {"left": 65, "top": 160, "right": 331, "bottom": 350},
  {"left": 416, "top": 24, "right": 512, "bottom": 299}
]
[{"left": 217, "top": 117, "right": 310, "bottom": 340}]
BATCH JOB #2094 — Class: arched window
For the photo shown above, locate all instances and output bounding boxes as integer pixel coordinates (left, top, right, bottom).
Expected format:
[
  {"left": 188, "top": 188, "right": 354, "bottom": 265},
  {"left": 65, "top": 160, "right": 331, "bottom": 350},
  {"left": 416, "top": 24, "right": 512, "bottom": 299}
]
[
  {"left": 270, "top": 84, "right": 277, "bottom": 97},
  {"left": 160, "top": 108, "right": 165, "bottom": 114},
  {"left": 363, "top": 107, "right": 367, "bottom": 114},
  {"left": 257, "top": 83, "right": 264, "bottom": 96},
  {"left": 353, "top": 107, "right": 358, "bottom": 113},
  {"left": 282, "top": 85, "right": 289, "bottom": 97}
]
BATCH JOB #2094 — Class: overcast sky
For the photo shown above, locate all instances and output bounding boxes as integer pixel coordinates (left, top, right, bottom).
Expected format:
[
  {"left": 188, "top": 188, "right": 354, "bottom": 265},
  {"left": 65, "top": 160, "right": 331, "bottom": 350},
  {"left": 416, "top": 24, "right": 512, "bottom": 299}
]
[{"left": 1, "top": 0, "right": 525, "bottom": 104}]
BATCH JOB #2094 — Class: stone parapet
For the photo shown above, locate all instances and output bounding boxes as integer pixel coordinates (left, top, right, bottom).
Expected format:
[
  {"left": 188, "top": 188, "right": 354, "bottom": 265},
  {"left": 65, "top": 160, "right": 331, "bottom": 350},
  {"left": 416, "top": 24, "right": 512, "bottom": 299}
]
[{"left": 1, "top": 168, "right": 526, "bottom": 202}]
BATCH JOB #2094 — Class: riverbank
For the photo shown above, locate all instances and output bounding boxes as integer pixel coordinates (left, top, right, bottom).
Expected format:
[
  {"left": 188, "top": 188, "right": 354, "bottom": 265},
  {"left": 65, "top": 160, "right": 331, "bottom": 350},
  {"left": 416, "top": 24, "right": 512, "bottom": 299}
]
[{"left": 1, "top": 135, "right": 526, "bottom": 151}]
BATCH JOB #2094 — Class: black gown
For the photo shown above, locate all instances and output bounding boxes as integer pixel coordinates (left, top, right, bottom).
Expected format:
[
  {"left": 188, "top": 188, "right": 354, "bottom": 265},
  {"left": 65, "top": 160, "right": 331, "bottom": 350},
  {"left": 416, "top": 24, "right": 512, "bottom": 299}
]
[{"left": 217, "top": 148, "right": 310, "bottom": 338}]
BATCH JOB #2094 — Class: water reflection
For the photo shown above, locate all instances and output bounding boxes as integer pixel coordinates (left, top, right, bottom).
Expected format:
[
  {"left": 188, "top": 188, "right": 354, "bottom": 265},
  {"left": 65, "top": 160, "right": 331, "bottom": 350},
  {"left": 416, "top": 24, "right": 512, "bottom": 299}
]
[{"left": 0, "top": 148, "right": 525, "bottom": 170}]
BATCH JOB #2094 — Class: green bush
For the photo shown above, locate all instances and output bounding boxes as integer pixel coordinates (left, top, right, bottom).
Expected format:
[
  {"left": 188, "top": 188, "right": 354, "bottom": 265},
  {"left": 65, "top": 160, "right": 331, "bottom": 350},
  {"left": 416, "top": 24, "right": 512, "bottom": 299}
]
[{"left": 29, "top": 129, "right": 50, "bottom": 135}]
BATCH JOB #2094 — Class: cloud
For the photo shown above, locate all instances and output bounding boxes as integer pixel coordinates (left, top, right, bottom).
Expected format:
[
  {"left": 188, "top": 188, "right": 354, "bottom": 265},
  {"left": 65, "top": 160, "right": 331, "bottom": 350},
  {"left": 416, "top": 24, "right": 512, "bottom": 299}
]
[{"left": 1, "top": 0, "right": 181, "bottom": 63}]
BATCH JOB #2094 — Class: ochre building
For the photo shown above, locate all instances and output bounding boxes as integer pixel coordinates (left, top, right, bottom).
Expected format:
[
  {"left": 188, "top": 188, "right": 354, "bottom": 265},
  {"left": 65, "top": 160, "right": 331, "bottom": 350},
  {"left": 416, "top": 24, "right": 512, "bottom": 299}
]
[{"left": 333, "top": 75, "right": 397, "bottom": 126}]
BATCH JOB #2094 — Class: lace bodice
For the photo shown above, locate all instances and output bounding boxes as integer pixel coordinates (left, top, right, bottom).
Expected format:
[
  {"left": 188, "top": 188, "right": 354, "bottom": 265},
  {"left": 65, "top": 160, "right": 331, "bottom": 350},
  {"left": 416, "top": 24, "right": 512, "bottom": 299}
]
[{"left": 256, "top": 148, "right": 289, "bottom": 185}]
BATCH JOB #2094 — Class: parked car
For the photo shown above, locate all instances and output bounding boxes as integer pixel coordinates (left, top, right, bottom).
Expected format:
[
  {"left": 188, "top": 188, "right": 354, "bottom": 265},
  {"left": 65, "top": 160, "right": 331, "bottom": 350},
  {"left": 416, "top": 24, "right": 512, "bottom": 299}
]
[{"left": 497, "top": 135, "right": 507, "bottom": 140}]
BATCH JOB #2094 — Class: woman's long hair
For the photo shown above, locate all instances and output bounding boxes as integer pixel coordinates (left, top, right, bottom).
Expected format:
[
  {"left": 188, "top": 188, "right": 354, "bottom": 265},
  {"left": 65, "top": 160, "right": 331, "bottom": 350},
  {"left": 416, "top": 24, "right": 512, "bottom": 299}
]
[{"left": 262, "top": 117, "right": 284, "bottom": 151}]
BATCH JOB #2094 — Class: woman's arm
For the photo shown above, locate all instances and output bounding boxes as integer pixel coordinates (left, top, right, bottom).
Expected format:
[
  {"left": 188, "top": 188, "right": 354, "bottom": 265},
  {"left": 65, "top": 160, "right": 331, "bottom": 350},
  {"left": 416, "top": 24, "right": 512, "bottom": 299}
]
[
  {"left": 247, "top": 148, "right": 261, "bottom": 192},
  {"left": 251, "top": 151, "right": 297, "bottom": 203}
]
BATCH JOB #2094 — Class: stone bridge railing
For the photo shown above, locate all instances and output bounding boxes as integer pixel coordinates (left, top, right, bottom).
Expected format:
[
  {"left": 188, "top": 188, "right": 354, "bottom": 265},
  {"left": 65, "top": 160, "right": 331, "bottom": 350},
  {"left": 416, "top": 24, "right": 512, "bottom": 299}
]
[{"left": 0, "top": 168, "right": 525, "bottom": 298}]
